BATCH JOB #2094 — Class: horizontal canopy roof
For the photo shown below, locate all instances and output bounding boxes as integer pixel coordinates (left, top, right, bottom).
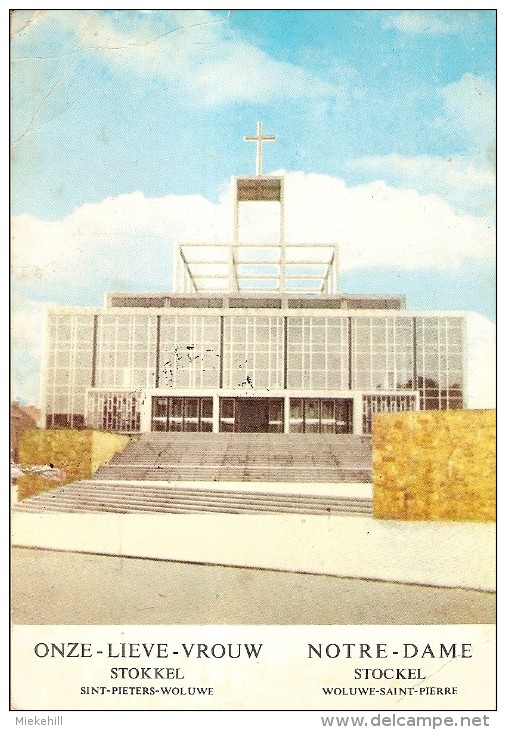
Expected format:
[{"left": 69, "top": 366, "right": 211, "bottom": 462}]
[{"left": 174, "top": 241, "right": 339, "bottom": 296}]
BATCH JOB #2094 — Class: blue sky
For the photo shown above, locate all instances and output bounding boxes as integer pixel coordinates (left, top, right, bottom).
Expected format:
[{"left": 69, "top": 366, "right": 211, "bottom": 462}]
[{"left": 11, "top": 9, "right": 496, "bottom": 404}]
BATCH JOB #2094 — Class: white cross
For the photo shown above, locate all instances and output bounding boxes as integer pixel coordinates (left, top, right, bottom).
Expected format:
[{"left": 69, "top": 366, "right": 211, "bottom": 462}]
[{"left": 244, "top": 121, "right": 276, "bottom": 176}]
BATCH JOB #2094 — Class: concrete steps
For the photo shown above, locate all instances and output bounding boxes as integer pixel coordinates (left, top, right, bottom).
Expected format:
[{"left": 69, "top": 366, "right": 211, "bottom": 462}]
[
  {"left": 94, "top": 433, "right": 372, "bottom": 483},
  {"left": 14, "top": 481, "right": 372, "bottom": 516},
  {"left": 93, "top": 464, "right": 371, "bottom": 483},
  {"left": 14, "top": 433, "right": 373, "bottom": 516}
]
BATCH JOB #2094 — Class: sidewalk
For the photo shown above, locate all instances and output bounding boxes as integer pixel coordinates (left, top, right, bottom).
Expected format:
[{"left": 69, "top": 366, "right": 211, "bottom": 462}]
[
  {"left": 12, "top": 508, "right": 495, "bottom": 591},
  {"left": 12, "top": 546, "right": 495, "bottom": 625}
]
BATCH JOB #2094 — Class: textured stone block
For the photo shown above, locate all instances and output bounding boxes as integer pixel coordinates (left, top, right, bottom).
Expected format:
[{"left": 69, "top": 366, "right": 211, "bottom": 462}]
[
  {"left": 17, "top": 430, "right": 130, "bottom": 500},
  {"left": 373, "top": 410, "right": 495, "bottom": 522}
]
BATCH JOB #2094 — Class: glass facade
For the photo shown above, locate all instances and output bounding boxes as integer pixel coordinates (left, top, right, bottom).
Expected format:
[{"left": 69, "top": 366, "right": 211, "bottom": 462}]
[
  {"left": 96, "top": 313, "right": 157, "bottom": 389},
  {"left": 87, "top": 390, "right": 140, "bottom": 432},
  {"left": 159, "top": 315, "right": 220, "bottom": 389},
  {"left": 287, "top": 317, "right": 348, "bottom": 390},
  {"left": 362, "top": 393, "right": 418, "bottom": 435},
  {"left": 45, "top": 313, "right": 94, "bottom": 427},
  {"left": 223, "top": 316, "right": 284, "bottom": 390},
  {"left": 43, "top": 308, "right": 467, "bottom": 433},
  {"left": 289, "top": 398, "right": 353, "bottom": 433},
  {"left": 151, "top": 396, "right": 213, "bottom": 432},
  {"left": 351, "top": 316, "right": 414, "bottom": 391},
  {"left": 414, "top": 317, "right": 464, "bottom": 410}
]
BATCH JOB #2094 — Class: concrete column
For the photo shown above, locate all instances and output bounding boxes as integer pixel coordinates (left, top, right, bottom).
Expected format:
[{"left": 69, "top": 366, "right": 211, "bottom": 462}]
[
  {"left": 213, "top": 395, "right": 220, "bottom": 433},
  {"left": 139, "top": 391, "right": 151, "bottom": 433},
  {"left": 353, "top": 394, "right": 363, "bottom": 435},
  {"left": 172, "top": 245, "right": 180, "bottom": 292},
  {"left": 284, "top": 394, "right": 290, "bottom": 433},
  {"left": 279, "top": 179, "right": 286, "bottom": 294}
]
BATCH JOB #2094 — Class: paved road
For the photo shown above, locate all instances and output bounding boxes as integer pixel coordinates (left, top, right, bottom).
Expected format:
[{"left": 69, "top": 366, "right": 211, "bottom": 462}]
[{"left": 11, "top": 547, "right": 495, "bottom": 625}]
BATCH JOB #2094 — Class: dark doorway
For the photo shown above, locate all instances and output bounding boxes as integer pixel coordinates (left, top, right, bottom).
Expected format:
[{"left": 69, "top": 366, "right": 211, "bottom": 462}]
[
  {"left": 237, "top": 399, "right": 268, "bottom": 432},
  {"left": 220, "top": 398, "right": 284, "bottom": 433}
]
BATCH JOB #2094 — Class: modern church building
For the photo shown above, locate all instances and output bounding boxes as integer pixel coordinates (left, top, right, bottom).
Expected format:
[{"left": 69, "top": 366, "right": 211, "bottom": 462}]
[{"left": 40, "top": 124, "right": 494, "bottom": 437}]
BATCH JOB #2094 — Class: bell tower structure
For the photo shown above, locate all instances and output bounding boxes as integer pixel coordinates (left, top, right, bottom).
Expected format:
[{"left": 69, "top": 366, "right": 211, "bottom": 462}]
[{"left": 173, "top": 121, "right": 338, "bottom": 296}]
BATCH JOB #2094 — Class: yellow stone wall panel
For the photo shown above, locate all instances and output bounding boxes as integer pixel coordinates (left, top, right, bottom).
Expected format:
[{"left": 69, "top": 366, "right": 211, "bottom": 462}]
[
  {"left": 373, "top": 410, "right": 495, "bottom": 522},
  {"left": 17, "top": 430, "right": 130, "bottom": 500},
  {"left": 90, "top": 431, "right": 131, "bottom": 474}
]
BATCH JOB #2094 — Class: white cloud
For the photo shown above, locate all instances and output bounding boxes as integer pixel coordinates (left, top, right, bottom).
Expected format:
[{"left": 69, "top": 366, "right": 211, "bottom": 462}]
[
  {"left": 12, "top": 173, "right": 495, "bottom": 289},
  {"left": 11, "top": 191, "right": 230, "bottom": 286},
  {"left": 383, "top": 10, "right": 477, "bottom": 35},
  {"left": 349, "top": 153, "right": 495, "bottom": 218},
  {"left": 48, "top": 9, "right": 335, "bottom": 106},
  {"left": 280, "top": 173, "right": 494, "bottom": 271}
]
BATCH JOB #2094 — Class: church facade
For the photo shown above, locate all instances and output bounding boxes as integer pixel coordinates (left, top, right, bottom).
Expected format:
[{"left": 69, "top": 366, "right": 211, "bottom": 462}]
[{"left": 40, "top": 124, "right": 494, "bottom": 436}]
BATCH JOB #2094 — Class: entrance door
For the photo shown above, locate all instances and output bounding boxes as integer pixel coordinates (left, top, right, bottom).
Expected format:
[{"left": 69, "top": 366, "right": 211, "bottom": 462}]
[
  {"left": 238, "top": 399, "right": 273, "bottom": 432},
  {"left": 220, "top": 398, "right": 284, "bottom": 433},
  {"left": 151, "top": 396, "right": 213, "bottom": 432},
  {"left": 288, "top": 397, "right": 353, "bottom": 433}
]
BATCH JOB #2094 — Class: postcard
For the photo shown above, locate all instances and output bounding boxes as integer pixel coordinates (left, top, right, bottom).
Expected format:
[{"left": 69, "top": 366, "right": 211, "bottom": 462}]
[{"left": 10, "top": 8, "right": 497, "bottom": 723}]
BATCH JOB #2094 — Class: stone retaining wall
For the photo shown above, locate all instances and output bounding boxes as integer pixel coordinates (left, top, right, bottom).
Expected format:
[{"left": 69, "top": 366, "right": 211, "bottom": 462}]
[
  {"left": 17, "top": 430, "right": 130, "bottom": 500},
  {"left": 373, "top": 410, "right": 495, "bottom": 521}
]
